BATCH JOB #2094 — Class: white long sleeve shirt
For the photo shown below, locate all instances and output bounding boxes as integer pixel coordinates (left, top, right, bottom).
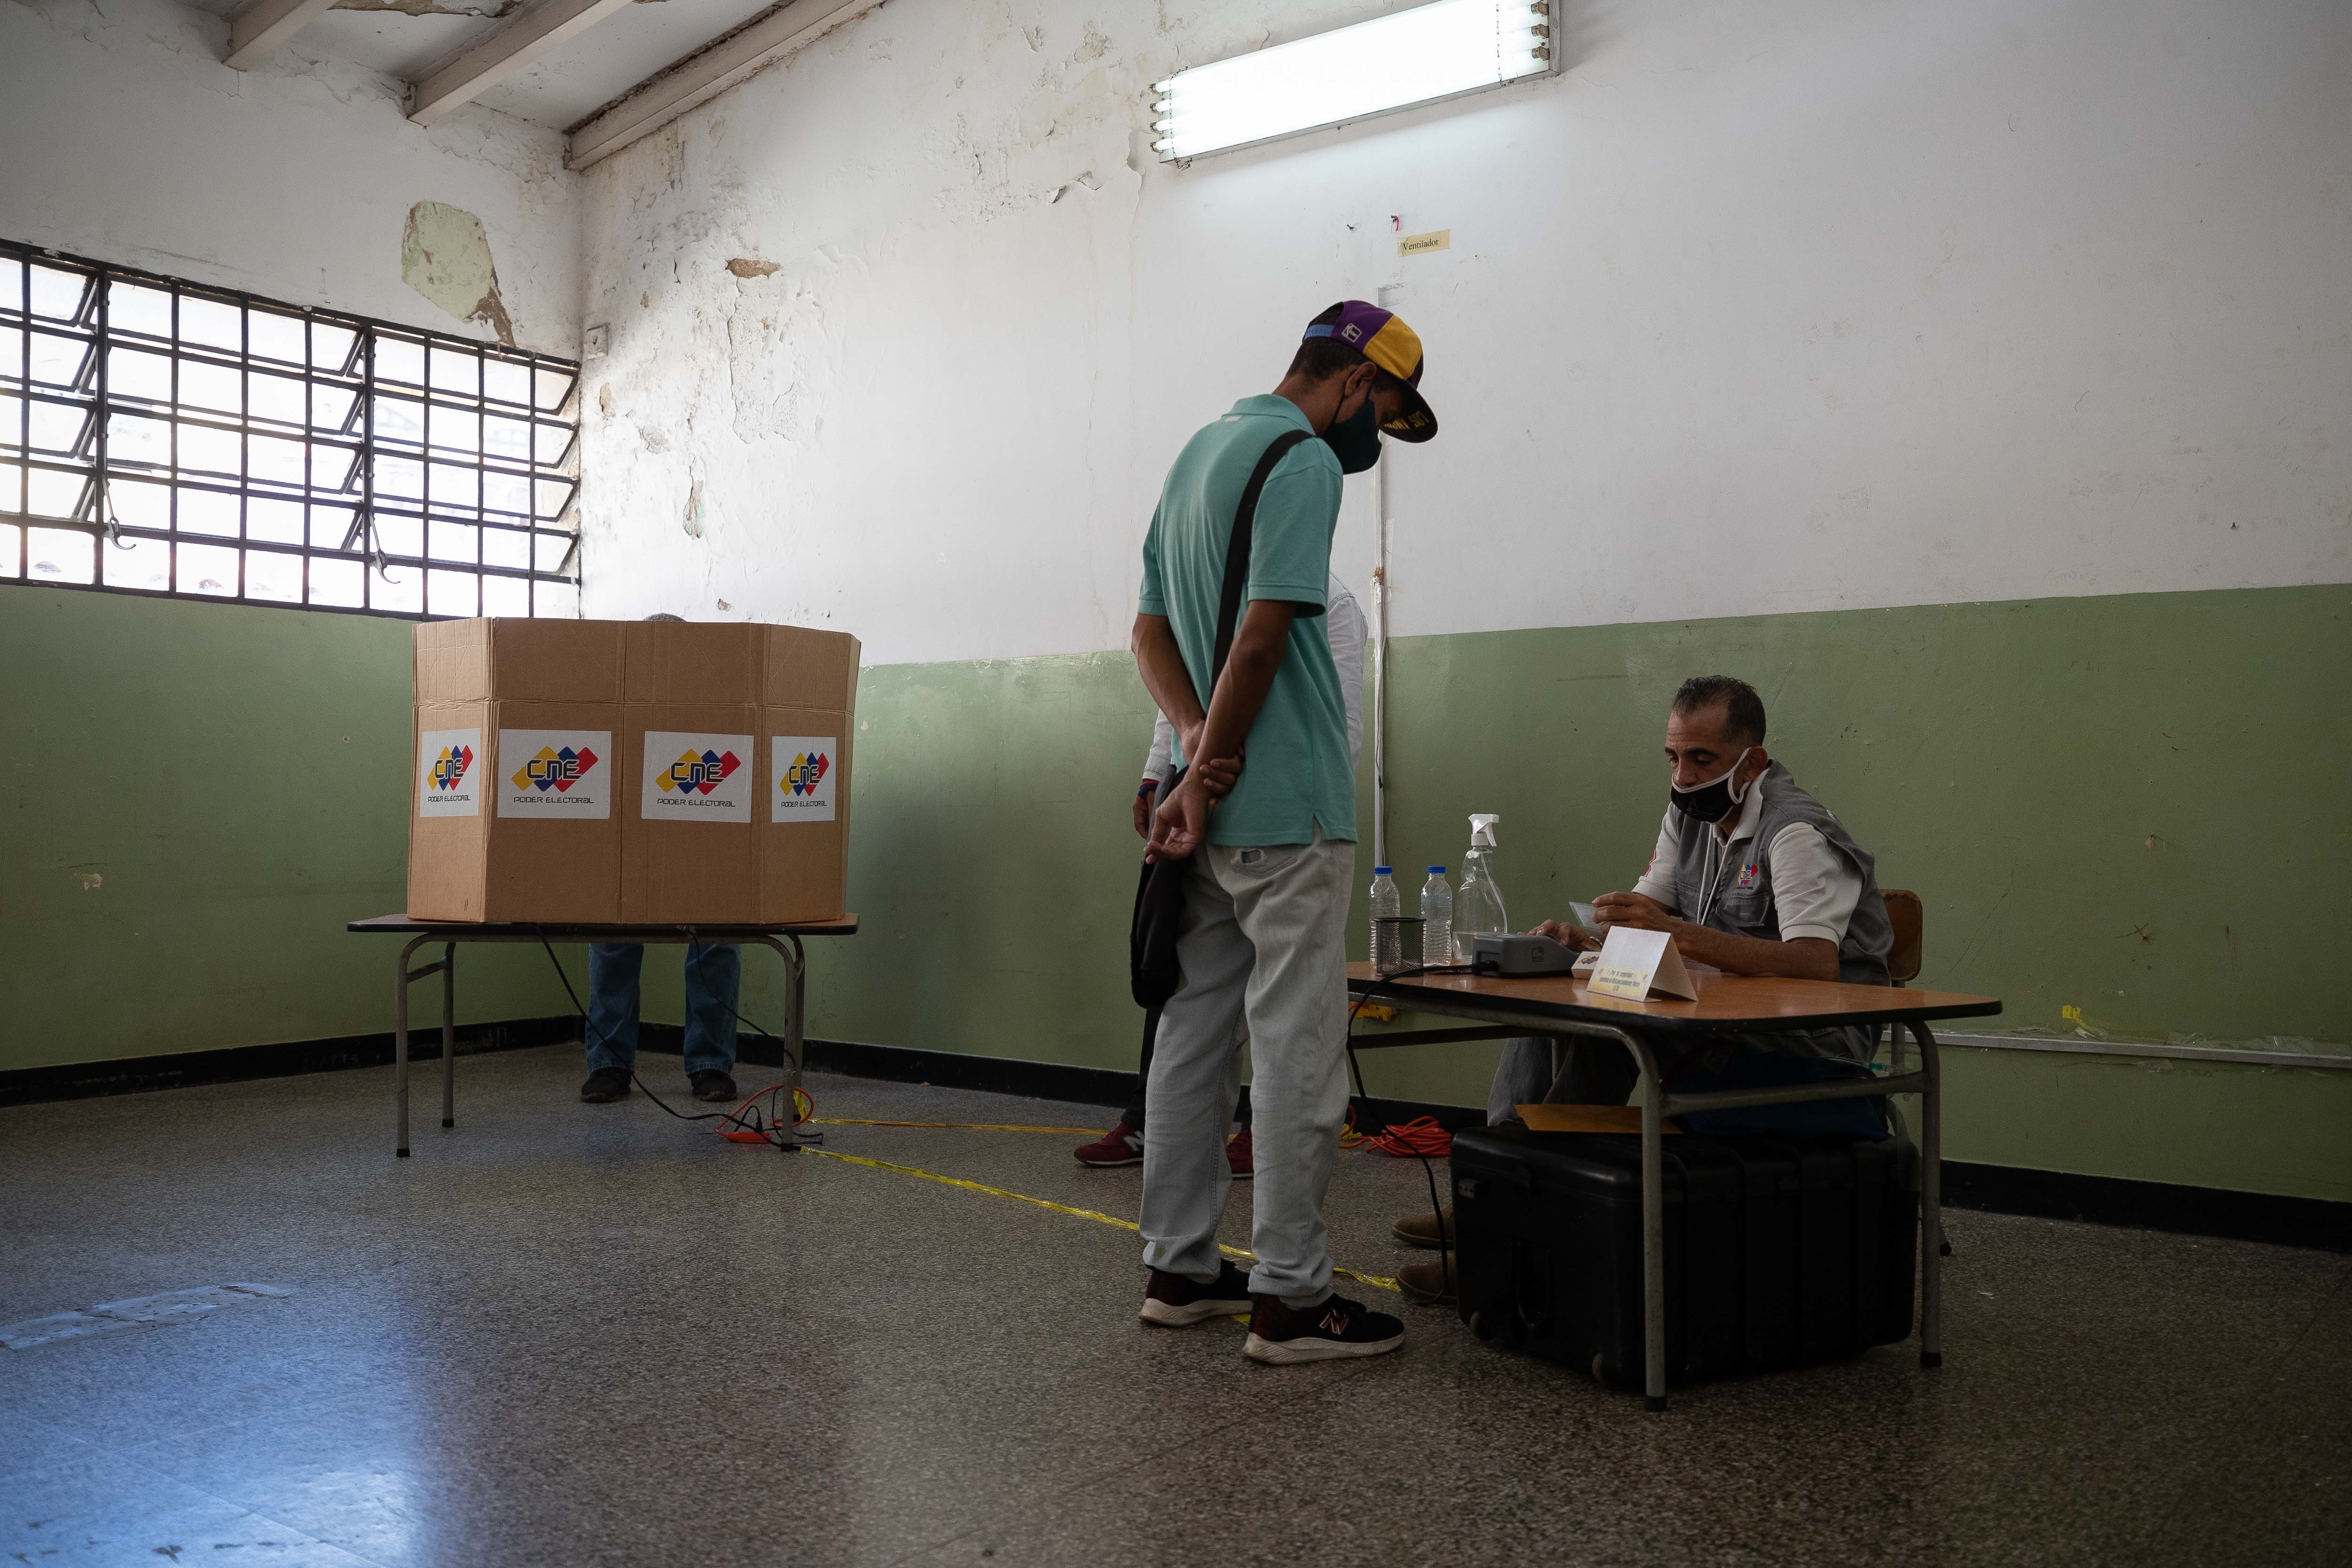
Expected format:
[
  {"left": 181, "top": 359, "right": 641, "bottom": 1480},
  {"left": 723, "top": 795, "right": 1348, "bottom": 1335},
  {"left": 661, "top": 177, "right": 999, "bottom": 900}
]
[{"left": 1142, "top": 572, "right": 1366, "bottom": 782}]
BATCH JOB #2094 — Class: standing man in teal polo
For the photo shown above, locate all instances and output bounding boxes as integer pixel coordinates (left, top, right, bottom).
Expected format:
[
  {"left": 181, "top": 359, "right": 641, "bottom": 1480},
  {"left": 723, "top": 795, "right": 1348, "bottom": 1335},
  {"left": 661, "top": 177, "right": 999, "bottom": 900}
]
[{"left": 1128, "top": 301, "right": 1439, "bottom": 1363}]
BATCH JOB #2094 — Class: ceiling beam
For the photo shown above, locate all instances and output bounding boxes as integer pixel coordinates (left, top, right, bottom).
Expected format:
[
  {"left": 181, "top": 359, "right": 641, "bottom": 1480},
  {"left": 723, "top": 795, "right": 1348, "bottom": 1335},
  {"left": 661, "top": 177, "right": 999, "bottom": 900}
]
[
  {"left": 223, "top": 0, "right": 342, "bottom": 70},
  {"left": 407, "top": 0, "right": 640, "bottom": 126},
  {"left": 565, "top": 0, "right": 878, "bottom": 170}
]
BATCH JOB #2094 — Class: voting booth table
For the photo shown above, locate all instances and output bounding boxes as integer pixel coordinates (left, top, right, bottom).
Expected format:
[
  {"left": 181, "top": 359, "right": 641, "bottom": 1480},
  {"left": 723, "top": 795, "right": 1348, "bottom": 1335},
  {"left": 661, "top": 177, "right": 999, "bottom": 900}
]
[
  {"left": 348, "top": 915, "right": 857, "bottom": 1156},
  {"left": 358, "top": 616, "right": 866, "bottom": 1155},
  {"left": 1349, "top": 955, "right": 2000, "bottom": 1410}
]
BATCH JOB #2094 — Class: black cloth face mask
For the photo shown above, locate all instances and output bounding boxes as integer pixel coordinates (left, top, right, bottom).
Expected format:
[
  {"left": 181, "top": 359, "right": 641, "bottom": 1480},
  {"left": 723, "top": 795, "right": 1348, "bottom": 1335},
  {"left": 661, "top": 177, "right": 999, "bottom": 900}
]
[
  {"left": 1323, "top": 392, "right": 1383, "bottom": 474},
  {"left": 1668, "top": 748, "right": 1756, "bottom": 824}
]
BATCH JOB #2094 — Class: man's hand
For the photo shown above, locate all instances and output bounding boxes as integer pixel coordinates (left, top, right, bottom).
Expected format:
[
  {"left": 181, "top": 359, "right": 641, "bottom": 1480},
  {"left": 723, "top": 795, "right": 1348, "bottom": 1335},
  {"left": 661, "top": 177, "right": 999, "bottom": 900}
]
[
  {"left": 1592, "top": 891, "right": 1677, "bottom": 933},
  {"left": 1133, "top": 782, "right": 1158, "bottom": 839},
  {"left": 1191, "top": 753, "right": 1241, "bottom": 797},
  {"left": 1529, "top": 919, "right": 1599, "bottom": 953},
  {"left": 1146, "top": 776, "right": 1212, "bottom": 862}
]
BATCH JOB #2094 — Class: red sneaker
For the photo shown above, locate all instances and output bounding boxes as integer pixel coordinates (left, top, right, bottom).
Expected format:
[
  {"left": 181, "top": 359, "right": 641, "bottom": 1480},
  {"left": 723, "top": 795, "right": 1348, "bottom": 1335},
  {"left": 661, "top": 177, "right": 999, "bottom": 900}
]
[
  {"left": 1226, "top": 1127, "right": 1255, "bottom": 1179},
  {"left": 1074, "top": 1122, "right": 1144, "bottom": 1167}
]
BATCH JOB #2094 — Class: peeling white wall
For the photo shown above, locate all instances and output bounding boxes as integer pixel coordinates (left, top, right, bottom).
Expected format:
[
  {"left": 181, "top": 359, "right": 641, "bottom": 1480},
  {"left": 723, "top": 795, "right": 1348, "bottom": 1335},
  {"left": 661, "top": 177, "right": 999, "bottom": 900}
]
[
  {"left": 0, "top": 0, "right": 580, "bottom": 355},
  {"left": 579, "top": 0, "right": 2352, "bottom": 663}
]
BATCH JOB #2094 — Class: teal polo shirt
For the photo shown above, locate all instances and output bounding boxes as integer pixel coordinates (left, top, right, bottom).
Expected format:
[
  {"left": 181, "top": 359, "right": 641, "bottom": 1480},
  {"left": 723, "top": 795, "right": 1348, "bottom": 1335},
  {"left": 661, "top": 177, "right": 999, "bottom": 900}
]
[{"left": 1137, "top": 395, "right": 1357, "bottom": 847}]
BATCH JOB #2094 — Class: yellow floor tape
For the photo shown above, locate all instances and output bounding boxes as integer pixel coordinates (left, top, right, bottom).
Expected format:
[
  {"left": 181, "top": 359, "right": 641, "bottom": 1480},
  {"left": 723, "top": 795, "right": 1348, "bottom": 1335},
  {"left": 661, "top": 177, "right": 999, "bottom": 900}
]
[
  {"left": 798, "top": 1146, "right": 1402, "bottom": 1295},
  {"left": 812, "top": 1119, "right": 1105, "bottom": 1135}
]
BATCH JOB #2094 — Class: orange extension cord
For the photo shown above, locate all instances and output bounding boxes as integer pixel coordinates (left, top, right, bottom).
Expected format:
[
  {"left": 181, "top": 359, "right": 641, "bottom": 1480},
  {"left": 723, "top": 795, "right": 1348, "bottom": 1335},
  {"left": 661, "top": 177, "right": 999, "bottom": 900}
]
[{"left": 1353, "top": 1114, "right": 1454, "bottom": 1158}]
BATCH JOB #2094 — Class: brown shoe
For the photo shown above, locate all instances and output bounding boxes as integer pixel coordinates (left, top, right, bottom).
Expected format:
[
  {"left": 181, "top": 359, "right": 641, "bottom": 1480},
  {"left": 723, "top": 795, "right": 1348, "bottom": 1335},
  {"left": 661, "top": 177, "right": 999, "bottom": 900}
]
[
  {"left": 1391, "top": 1205, "right": 1455, "bottom": 1249},
  {"left": 689, "top": 1070, "right": 738, "bottom": 1104},
  {"left": 1396, "top": 1254, "right": 1458, "bottom": 1305}
]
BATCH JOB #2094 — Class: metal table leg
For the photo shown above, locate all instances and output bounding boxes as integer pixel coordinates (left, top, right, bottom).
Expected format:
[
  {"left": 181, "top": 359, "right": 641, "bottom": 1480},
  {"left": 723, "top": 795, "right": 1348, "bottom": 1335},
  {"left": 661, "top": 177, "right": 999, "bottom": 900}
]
[
  {"left": 440, "top": 941, "right": 456, "bottom": 1130},
  {"left": 393, "top": 935, "right": 434, "bottom": 1158},
  {"left": 1915, "top": 1019, "right": 1944, "bottom": 1368},
  {"left": 751, "top": 934, "right": 819, "bottom": 1145},
  {"left": 1637, "top": 1038, "right": 1669, "bottom": 1411},
  {"left": 1534, "top": 1019, "right": 1666, "bottom": 1408}
]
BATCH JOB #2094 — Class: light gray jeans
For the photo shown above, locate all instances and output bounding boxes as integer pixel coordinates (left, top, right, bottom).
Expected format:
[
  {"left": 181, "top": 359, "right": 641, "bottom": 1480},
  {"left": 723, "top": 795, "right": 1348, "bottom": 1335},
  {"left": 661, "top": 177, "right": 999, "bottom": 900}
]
[{"left": 1139, "top": 828, "right": 1353, "bottom": 1308}]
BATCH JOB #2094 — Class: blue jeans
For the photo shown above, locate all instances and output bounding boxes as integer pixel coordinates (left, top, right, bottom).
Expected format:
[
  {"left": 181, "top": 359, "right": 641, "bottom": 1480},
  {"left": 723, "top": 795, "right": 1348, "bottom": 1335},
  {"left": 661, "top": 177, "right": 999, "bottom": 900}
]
[{"left": 586, "top": 943, "right": 740, "bottom": 1076}]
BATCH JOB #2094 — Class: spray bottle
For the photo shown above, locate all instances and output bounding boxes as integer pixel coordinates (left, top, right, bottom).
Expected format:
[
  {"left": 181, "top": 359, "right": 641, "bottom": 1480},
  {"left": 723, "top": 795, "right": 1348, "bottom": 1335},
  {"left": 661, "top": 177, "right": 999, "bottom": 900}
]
[{"left": 1455, "top": 813, "right": 1509, "bottom": 961}]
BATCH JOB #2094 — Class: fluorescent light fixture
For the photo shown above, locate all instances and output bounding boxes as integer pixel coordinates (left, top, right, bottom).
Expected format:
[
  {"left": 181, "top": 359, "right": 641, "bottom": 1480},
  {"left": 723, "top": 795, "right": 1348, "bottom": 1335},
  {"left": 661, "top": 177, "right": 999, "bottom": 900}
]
[{"left": 1152, "top": 0, "right": 1554, "bottom": 162}]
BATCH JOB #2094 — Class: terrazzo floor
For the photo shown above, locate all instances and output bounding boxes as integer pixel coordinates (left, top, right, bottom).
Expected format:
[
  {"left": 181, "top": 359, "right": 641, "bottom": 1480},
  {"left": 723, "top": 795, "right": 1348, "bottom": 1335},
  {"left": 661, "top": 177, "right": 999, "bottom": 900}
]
[{"left": 2, "top": 1044, "right": 2345, "bottom": 1567}]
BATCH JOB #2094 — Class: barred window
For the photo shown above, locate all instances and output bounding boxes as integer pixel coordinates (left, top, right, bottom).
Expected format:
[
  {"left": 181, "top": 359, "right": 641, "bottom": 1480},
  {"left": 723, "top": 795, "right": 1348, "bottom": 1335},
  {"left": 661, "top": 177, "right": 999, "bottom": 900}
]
[{"left": 0, "top": 239, "right": 580, "bottom": 618}]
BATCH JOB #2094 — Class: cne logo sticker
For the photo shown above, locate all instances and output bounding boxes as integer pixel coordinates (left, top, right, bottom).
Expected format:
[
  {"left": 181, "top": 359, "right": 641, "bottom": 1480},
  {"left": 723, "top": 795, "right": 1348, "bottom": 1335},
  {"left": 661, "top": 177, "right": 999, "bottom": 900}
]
[
  {"left": 642, "top": 731, "right": 753, "bottom": 820},
  {"left": 418, "top": 727, "right": 483, "bottom": 818},
  {"left": 659, "top": 748, "right": 741, "bottom": 795},
  {"left": 515, "top": 746, "right": 598, "bottom": 794},
  {"left": 497, "top": 730, "right": 612, "bottom": 819},
  {"left": 785, "top": 751, "right": 828, "bottom": 796},
  {"left": 771, "top": 735, "right": 839, "bottom": 823},
  {"left": 1736, "top": 861, "right": 1758, "bottom": 890}
]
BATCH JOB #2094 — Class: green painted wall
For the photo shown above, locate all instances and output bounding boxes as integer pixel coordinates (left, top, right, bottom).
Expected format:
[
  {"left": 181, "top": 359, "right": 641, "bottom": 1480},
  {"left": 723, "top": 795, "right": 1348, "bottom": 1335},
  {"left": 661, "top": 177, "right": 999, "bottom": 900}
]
[
  {"left": 7, "top": 581, "right": 2345, "bottom": 1202},
  {"left": 774, "top": 583, "right": 2352, "bottom": 1202},
  {"left": 0, "top": 586, "right": 579, "bottom": 1069}
]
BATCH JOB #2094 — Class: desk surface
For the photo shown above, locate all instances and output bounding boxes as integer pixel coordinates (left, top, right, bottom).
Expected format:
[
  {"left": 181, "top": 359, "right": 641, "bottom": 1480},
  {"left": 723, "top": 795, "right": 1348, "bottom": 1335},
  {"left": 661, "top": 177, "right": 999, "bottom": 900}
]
[
  {"left": 348, "top": 914, "right": 860, "bottom": 940},
  {"left": 1349, "top": 962, "right": 1998, "bottom": 1035}
]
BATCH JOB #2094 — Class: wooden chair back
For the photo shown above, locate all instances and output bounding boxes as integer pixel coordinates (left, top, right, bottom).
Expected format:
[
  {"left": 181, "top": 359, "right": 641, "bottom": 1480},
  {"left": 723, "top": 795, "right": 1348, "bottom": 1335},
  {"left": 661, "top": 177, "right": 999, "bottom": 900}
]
[{"left": 1882, "top": 888, "right": 1923, "bottom": 985}]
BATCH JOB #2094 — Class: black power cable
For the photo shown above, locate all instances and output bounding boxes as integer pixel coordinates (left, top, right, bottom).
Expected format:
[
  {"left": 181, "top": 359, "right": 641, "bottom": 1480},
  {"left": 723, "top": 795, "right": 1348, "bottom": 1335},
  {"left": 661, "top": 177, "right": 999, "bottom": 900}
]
[
  {"left": 532, "top": 929, "right": 803, "bottom": 1149},
  {"left": 1346, "top": 962, "right": 1477, "bottom": 1302}
]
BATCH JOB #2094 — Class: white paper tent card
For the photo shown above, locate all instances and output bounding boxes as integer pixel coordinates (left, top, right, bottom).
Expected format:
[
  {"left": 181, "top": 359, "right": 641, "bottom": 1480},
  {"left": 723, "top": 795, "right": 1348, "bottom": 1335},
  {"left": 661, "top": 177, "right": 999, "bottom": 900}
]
[{"left": 1585, "top": 926, "right": 1700, "bottom": 1002}]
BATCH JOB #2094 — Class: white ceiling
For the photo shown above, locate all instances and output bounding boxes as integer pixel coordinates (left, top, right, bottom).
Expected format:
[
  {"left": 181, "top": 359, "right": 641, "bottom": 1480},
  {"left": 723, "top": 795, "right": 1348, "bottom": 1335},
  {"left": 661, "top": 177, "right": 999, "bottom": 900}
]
[{"left": 199, "top": 0, "right": 787, "bottom": 133}]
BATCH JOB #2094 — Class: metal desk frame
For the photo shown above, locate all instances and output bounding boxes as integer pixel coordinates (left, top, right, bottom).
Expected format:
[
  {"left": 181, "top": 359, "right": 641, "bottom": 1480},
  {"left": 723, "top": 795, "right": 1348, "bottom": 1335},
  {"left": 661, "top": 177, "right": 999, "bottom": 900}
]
[
  {"left": 1351, "top": 977, "right": 1984, "bottom": 1411},
  {"left": 348, "top": 916, "right": 856, "bottom": 1158}
]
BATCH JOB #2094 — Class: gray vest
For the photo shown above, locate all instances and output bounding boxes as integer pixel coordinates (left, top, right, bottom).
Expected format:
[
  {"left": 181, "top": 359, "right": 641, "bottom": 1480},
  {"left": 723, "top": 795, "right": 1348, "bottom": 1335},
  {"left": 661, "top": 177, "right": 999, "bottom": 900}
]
[{"left": 1669, "top": 762, "right": 1892, "bottom": 1061}]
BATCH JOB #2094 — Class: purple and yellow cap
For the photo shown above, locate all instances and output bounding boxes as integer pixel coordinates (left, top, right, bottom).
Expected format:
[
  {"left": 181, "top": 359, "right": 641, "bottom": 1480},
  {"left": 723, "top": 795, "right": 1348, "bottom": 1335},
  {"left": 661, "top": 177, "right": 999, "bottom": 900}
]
[{"left": 1304, "top": 300, "right": 1438, "bottom": 442}]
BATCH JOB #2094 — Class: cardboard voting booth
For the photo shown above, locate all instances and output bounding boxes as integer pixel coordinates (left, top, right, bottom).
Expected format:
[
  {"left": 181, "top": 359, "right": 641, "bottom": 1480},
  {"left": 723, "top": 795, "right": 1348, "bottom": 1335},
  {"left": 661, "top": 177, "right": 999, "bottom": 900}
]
[{"left": 407, "top": 619, "right": 858, "bottom": 923}]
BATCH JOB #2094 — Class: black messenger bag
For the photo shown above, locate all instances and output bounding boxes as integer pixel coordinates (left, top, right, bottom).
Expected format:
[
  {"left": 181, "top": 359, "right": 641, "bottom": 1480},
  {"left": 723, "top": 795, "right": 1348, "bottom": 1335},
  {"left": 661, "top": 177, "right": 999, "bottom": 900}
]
[{"left": 1128, "top": 428, "right": 1313, "bottom": 1009}]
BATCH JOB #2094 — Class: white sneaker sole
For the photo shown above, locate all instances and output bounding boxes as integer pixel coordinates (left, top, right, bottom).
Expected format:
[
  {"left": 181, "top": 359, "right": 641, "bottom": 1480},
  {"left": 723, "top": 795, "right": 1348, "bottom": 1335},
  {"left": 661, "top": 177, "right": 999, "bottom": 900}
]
[
  {"left": 1139, "top": 1296, "right": 1254, "bottom": 1327},
  {"left": 1242, "top": 1329, "right": 1406, "bottom": 1364}
]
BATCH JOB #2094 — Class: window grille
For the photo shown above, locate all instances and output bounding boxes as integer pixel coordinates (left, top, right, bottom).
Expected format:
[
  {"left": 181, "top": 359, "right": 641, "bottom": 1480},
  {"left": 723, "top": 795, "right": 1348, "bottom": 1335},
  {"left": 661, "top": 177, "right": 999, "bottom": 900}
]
[{"left": 0, "top": 239, "right": 580, "bottom": 618}]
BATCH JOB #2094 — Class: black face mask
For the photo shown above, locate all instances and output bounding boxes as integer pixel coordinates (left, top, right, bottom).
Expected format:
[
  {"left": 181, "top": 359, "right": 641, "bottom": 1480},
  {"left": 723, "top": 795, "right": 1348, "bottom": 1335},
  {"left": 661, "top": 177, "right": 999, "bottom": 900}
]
[
  {"left": 1668, "top": 748, "right": 1755, "bottom": 824},
  {"left": 1323, "top": 393, "right": 1383, "bottom": 474}
]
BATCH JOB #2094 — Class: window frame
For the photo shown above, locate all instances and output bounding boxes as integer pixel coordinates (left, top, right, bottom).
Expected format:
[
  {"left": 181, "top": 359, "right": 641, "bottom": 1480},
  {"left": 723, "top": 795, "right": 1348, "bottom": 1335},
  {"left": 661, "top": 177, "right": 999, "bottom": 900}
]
[{"left": 0, "top": 238, "right": 583, "bottom": 620}]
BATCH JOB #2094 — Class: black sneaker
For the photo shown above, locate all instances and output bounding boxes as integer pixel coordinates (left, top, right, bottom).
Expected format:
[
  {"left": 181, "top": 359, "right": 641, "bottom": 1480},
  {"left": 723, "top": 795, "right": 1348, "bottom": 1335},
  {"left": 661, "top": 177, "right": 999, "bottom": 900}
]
[
  {"left": 689, "top": 1070, "right": 739, "bottom": 1104},
  {"left": 1138, "top": 1260, "right": 1254, "bottom": 1328},
  {"left": 1244, "top": 1291, "right": 1406, "bottom": 1364},
  {"left": 580, "top": 1067, "right": 631, "bottom": 1103}
]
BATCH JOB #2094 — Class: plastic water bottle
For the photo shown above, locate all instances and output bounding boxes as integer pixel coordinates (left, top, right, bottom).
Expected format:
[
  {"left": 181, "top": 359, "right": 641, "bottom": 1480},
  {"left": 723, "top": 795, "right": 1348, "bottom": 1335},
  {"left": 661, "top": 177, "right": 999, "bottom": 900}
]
[
  {"left": 1369, "top": 867, "right": 1401, "bottom": 974},
  {"left": 1420, "top": 867, "right": 1453, "bottom": 970},
  {"left": 1456, "top": 814, "right": 1509, "bottom": 961}
]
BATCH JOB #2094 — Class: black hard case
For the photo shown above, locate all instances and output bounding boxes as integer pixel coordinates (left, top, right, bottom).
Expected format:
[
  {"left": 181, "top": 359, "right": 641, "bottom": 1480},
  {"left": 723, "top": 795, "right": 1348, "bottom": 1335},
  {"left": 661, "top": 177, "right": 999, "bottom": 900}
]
[{"left": 1448, "top": 1126, "right": 1917, "bottom": 1389}]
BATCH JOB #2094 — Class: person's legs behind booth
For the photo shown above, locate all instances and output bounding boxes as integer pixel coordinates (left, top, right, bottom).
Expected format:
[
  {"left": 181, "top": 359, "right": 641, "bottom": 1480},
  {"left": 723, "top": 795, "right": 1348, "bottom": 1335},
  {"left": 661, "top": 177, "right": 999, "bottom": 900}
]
[
  {"left": 580, "top": 942, "right": 644, "bottom": 1103},
  {"left": 681, "top": 941, "right": 740, "bottom": 1103}
]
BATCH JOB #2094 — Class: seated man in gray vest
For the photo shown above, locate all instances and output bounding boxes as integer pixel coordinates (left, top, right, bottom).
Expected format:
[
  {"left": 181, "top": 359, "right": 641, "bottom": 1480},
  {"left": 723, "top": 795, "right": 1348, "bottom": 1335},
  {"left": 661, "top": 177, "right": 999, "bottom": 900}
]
[{"left": 1393, "top": 673, "right": 1895, "bottom": 1302}]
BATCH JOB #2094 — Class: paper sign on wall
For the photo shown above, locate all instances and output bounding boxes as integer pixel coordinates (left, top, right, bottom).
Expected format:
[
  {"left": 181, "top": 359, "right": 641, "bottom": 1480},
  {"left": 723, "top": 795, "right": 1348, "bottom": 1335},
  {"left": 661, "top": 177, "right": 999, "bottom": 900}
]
[
  {"left": 418, "top": 728, "right": 483, "bottom": 818},
  {"left": 497, "top": 729, "right": 612, "bottom": 819},
  {"left": 771, "top": 736, "right": 838, "bottom": 823},
  {"left": 641, "top": 731, "right": 754, "bottom": 820},
  {"left": 1585, "top": 926, "right": 1700, "bottom": 1003}
]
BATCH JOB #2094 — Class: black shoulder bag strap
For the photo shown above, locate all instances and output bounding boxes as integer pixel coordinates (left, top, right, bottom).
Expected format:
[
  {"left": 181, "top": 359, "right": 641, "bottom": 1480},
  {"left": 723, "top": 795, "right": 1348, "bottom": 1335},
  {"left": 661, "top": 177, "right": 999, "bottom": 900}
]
[{"left": 1129, "top": 428, "right": 1314, "bottom": 1010}]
